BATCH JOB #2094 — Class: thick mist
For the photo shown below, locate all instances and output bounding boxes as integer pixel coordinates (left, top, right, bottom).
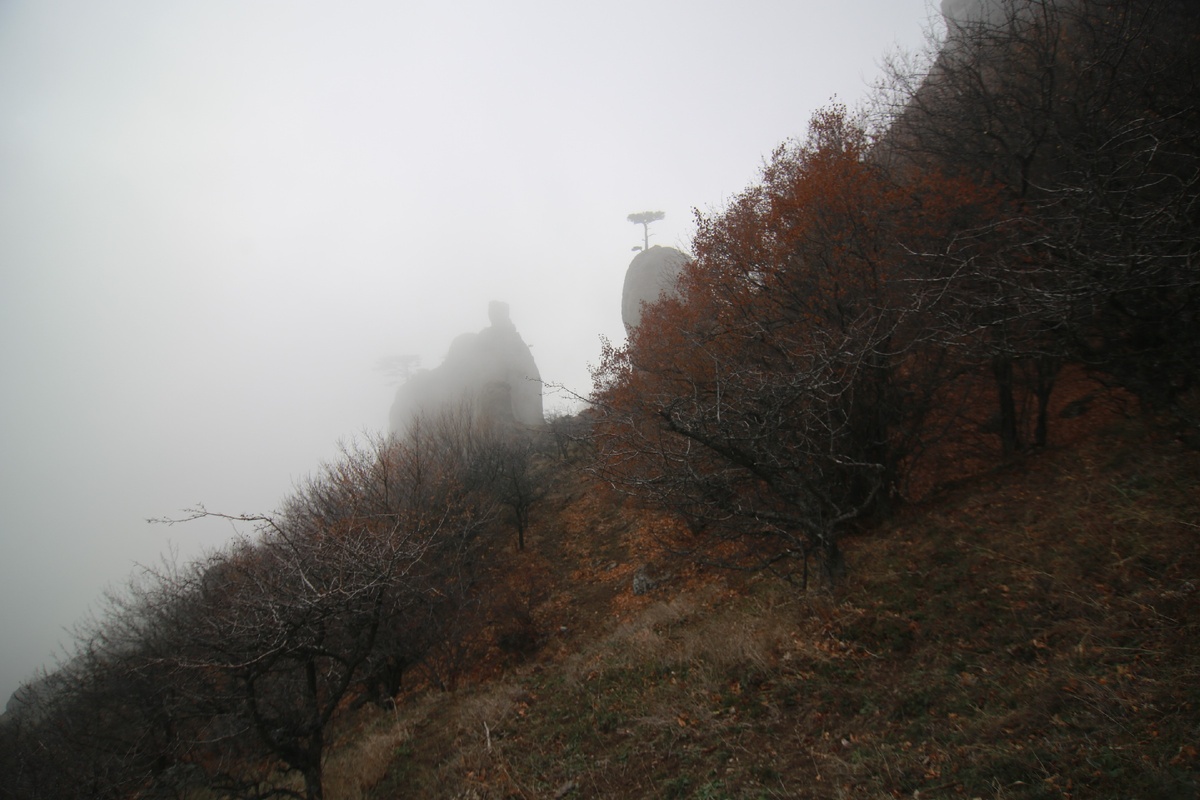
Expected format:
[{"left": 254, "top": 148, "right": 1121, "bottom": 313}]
[{"left": 0, "top": 0, "right": 931, "bottom": 703}]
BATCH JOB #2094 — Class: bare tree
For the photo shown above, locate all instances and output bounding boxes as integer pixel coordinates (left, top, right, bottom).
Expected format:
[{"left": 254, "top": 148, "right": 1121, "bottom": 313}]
[
  {"left": 0, "top": 584, "right": 212, "bottom": 800},
  {"left": 374, "top": 354, "right": 421, "bottom": 386},
  {"left": 134, "top": 434, "right": 485, "bottom": 799},
  {"left": 2, "top": 417, "right": 545, "bottom": 800},
  {"left": 881, "top": 0, "right": 1200, "bottom": 441},
  {"left": 544, "top": 408, "right": 593, "bottom": 463},
  {"left": 110, "top": 532, "right": 406, "bottom": 799}
]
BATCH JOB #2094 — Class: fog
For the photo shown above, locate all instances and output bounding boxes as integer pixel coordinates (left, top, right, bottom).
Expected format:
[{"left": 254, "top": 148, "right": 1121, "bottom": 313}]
[{"left": 0, "top": 0, "right": 930, "bottom": 702}]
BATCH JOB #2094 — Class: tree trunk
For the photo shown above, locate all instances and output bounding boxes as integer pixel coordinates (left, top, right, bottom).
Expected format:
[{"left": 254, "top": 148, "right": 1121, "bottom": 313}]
[
  {"left": 993, "top": 355, "right": 1021, "bottom": 455},
  {"left": 302, "top": 659, "right": 324, "bottom": 800},
  {"left": 1033, "top": 356, "right": 1058, "bottom": 448}
]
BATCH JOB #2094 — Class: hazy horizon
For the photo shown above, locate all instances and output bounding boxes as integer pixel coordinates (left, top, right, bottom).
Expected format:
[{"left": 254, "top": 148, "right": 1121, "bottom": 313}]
[{"left": 0, "top": 0, "right": 934, "bottom": 703}]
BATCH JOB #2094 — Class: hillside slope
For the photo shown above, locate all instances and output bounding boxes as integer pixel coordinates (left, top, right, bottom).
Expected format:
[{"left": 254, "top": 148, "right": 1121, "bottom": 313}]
[{"left": 316, "top": 418, "right": 1199, "bottom": 799}]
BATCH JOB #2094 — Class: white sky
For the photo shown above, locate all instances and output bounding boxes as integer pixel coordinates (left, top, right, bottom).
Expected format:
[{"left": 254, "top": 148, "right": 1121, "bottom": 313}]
[{"left": 0, "top": 0, "right": 935, "bottom": 702}]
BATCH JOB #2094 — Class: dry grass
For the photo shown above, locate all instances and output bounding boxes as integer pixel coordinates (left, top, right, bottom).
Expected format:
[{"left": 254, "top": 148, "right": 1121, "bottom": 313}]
[
  {"left": 324, "top": 717, "right": 410, "bottom": 800},
  {"left": 328, "top": 418, "right": 1199, "bottom": 799}
]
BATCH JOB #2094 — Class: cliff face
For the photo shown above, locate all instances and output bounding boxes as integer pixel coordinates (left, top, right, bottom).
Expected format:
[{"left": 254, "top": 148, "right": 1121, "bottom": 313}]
[{"left": 389, "top": 302, "right": 543, "bottom": 436}]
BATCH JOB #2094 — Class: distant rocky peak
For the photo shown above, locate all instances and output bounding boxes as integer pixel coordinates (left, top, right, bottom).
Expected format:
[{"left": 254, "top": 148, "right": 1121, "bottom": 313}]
[
  {"left": 389, "top": 302, "right": 543, "bottom": 436},
  {"left": 488, "top": 300, "right": 513, "bottom": 329}
]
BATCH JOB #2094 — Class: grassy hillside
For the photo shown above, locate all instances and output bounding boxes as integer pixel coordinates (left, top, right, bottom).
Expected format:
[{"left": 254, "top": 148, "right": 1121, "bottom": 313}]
[{"left": 316, "top": 418, "right": 1200, "bottom": 799}]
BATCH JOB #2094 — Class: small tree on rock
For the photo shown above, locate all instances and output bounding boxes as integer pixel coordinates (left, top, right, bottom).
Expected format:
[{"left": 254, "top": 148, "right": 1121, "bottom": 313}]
[{"left": 628, "top": 210, "right": 665, "bottom": 251}]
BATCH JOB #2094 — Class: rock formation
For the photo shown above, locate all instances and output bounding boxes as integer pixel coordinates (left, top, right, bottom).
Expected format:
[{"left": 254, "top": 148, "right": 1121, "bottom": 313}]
[
  {"left": 620, "top": 245, "right": 689, "bottom": 332},
  {"left": 941, "top": 0, "right": 1023, "bottom": 28},
  {"left": 389, "top": 302, "right": 543, "bottom": 436},
  {"left": 2, "top": 671, "right": 55, "bottom": 725}
]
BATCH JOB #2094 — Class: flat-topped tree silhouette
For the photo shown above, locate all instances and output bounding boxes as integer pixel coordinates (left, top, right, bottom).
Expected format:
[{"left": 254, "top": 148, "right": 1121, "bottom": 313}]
[{"left": 627, "top": 210, "right": 665, "bottom": 251}]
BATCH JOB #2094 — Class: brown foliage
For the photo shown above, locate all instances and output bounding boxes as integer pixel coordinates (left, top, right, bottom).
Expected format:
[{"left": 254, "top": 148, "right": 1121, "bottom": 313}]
[{"left": 591, "top": 105, "right": 1002, "bottom": 582}]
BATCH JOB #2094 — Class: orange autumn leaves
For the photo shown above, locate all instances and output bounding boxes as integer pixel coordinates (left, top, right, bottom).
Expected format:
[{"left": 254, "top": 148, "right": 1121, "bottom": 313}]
[{"left": 591, "top": 106, "right": 1000, "bottom": 577}]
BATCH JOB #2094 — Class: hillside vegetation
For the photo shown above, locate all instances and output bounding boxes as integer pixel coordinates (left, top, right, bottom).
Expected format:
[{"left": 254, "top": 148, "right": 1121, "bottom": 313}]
[
  {"left": 317, "top": 416, "right": 1200, "bottom": 799},
  {"left": 3, "top": 1, "right": 1198, "bottom": 797}
]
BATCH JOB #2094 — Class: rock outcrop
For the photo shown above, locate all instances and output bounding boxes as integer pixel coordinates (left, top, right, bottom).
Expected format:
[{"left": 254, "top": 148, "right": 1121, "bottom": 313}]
[
  {"left": 621, "top": 246, "right": 689, "bottom": 332},
  {"left": 3, "top": 671, "right": 56, "bottom": 725},
  {"left": 941, "top": 0, "right": 1025, "bottom": 28},
  {"left": 389, "top": 302, "right": 543, "bottom": 436}
]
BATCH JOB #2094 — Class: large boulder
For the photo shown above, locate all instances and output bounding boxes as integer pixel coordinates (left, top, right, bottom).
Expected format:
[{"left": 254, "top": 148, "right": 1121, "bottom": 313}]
[
  {"left": 389, "top": 302, "right": 543, "bottom": 436},
  {"left": 3, "top": 670, "right": 56, "bottom": 725},
  {"left": 941, "top": 0, "right": 1015, "bottom": 27},
  {"left": 621, "top": 246, "right": 689, "bottom": 332}
]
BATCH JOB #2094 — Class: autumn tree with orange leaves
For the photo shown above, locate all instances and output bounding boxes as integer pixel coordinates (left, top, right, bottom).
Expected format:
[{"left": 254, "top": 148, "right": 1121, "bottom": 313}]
[{"left": 591, "top": 106, "right": 997, "bottom": 584}]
